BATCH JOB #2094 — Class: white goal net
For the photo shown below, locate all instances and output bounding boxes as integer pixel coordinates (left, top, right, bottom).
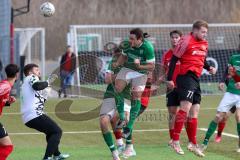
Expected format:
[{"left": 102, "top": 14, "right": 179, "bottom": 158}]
[{"left": 69, "top": 24, "right": 240, "bottom": 96}]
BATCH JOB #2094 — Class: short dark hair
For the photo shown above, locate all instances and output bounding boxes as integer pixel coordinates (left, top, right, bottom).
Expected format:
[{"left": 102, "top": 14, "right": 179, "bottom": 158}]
[
  {"left": 170, "top": 30, "right": 183, "bottom": 37},
  {"left": 130, "top": 28, "right": 144, "bottom": 40},
  {"left": 5, "top": 64, "right": 19, "bottom": 78},
  {"left": 192, "top": 20, "right": 208, "bottom": 30},
  {"left": 23, "top": 63, "right": 39, "bottom": 76}
]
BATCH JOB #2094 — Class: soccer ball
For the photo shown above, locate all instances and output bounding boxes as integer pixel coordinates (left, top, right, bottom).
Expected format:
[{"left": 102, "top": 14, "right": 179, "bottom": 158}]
[{"left": 40, "top": 2, "right": 55, "bottom": 17}]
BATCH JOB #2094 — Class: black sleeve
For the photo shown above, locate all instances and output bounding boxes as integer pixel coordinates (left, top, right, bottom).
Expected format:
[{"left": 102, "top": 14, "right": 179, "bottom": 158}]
[
  {"left": 32, "top": 81, "right": 48, "bottom": 91},
  {"left": 203, "top": 59, "right": 211, "bottom": 71},
  {"left": 220, "top": 67, "right": 229, "bottom": 83},
  {"left": 167, "top": 55, "right": 179, "bottom": 81}
]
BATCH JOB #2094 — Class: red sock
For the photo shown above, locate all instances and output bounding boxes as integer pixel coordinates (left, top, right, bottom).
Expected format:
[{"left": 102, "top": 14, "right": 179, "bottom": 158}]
[
  {"left": 141, "top": 88, "right": 151, "bottom": 107},
  {"left": 0, "top": 145, "right": 13, "bottom": 160},
  {"left": 169, "top": 129, "right": 174, "bottom": 139},
  {"left": 217, "top": 121, "right": 226, "bottom": 136},
  {"left": 187, "top": 118, "right": 198, "bottom": 145},
  {"left": 172, "top": 110, "right": 187, "bottom": 141},
  {"left": 114, "top": 130, "right": 122, "bottom": 140}
]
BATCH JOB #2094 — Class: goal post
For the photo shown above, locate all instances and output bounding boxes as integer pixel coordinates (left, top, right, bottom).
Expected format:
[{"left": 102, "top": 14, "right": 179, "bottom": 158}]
[
  {"left": 15, "top": 28, "right": 46, "bottom": 80},
  {"left": 69, "top": 24, "right": 240, "bottom": 96}
]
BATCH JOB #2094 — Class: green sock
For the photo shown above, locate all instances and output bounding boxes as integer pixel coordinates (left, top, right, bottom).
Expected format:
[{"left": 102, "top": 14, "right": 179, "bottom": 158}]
[
  {"left": 203, "top": 120, "right": 217, "bottom": 145},
  {"left": 115, "top": 92, "right": 125, "bottom": 121},
  {"left": 137, "top": 105, "right": 145, "bottom": 117},
  {"left": 127, "top": 100, "right": 141, "bottom": 130},
  {"left": 126, "top": 131, "right": 133, "bottom": 145},
  {"left": 103, "top": 132, "right": 116, "bottom": 152},
  {"left": 237, "top": 123, "right": 240, "bottom": 137}
]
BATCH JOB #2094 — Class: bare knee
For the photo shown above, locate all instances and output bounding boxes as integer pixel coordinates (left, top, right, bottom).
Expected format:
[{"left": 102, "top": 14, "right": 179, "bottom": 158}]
[
  {"left": 100, "top": 116, "right": 110, "bottom": 133},
  {"left": 0, "top": 136, "right": 12, "bottom": 146},
  {"left": 180, "top": 101, "right": 192, "bottom": 113},
  {"left": 115, "top": 80, "right": 126, "bottom": 93},
  {"left": 215, "top": 112, "right": 225, "bottom": 123},
  {"left": 188, "top": 104, "right": 200, "bottom": 118},
  {"left": 132, "top": 90, "right": 143, "bottom": 100},
  {"left": 168, "top": 107, "right": 177, "bottom": 118},
  {"left": 235, "top": 114, "right": 240, "bottom": 123}
]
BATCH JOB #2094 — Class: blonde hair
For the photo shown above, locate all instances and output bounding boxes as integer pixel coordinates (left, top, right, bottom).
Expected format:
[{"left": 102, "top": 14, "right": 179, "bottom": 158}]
[{"left": 192, "top": 20, "right": 208, "bottom": 30}]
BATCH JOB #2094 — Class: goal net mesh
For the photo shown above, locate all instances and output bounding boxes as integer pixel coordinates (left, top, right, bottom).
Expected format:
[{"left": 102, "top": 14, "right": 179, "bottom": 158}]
[{"left": 68, "top": 24, "right": 240, "bottom": 98}]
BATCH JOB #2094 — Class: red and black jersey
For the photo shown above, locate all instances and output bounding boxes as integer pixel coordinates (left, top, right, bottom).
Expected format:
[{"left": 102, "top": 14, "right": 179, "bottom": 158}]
[
  {"left": 161, "top": 49, "right": 180, "bottom": 85},
  {"left": 173, "top": 33, "right": 208, "bottom": 78},
  {"left": 0, "top": 80, "right": 12, "bottom": 115}
]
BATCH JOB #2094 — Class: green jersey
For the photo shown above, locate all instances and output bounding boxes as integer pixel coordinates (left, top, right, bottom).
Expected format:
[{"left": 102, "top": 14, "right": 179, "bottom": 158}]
[
  {"left": 227, "top": 53, "right": 240, "bottom": 95},
  {"left": 122, "top": 40, "right": 155, "bottom": 74},
  {"left": 103, "top": 56, "right": 131, "bottom": 99}
]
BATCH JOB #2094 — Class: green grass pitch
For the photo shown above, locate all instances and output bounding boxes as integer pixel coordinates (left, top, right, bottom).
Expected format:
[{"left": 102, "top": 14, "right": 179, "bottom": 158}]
[{"left": 1, "top": 95, "right": 239, "bottom": 160}]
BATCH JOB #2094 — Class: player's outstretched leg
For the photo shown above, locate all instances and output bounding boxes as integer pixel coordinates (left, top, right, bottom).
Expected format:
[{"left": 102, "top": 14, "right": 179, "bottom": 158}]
[
  {"left": 111, "top": 114, "right": 125, "bottom": 154},
  {"left": 115, "top": 95, "right": 126, "bottom": 130},
  {"left": 0, "top": 135, "right": 13, "bottom": 160},
  {"left": 122, "top": 100, "right": 141, "bottom": 139},
  {"left": 114, "top": 78, "right": 128, "bottom": 129},
  {"left": 237, "top": 123, "right": 240, "bottom": 153},
  {"left": 101, "top": 117, "right": 120, "bottom": 160},
  {"left": 25, "top": 115, "right": 69, "bottom": 160},
  {"left": 122, "top": 132, "right": 136, "bottom": 158},
  {"left": 185, "top": 104, "right": 204, "bottom": 157},
  {"left": 170, "top": 110, "right": 186, "bottom": 155},
  {"left": 215, "top": 120, "right": 226, "bottom": 143},
  {"left": 201, "top": 111, "right": 228, "bottom": 154},
  {"left": 235, "top": 108, "right": 240, "bottom": 152}
]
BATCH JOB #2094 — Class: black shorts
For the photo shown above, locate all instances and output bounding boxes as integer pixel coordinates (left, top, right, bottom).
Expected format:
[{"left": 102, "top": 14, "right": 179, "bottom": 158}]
[
  {"left": 166, "top": 88, "right": 180, "bottom": 107},
  {"left": 0, "top": 122, "right": 8, "bottom": 138},
  {"left": 176, "top": 72, "right": 201, "bottom": 105},
  {"left": 25, "top": 115, "right": 62, "bottom": 137}
]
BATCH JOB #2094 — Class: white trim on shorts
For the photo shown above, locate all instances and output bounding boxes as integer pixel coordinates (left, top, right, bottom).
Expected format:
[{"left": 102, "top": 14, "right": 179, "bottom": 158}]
[
  {"left": 217, "top": 92, "right": 240, "bottom": 112},
  {"left": 100, "top": 98, "right": 131, "bottom": 119}
]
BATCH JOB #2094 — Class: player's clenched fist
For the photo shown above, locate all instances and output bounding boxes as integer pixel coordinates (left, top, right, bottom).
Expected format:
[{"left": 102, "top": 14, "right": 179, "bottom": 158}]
[
  {"left": 228, "top": 66, "right": 236, "bottom": 76},
  {"left": 228, "top": 66, "right": 240, "bottom": 82}
]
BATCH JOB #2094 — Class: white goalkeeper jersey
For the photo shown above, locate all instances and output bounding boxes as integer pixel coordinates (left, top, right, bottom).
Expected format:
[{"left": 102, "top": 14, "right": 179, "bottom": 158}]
[{"left": 20, "top": 74, "right": 47, "bottom": 123}]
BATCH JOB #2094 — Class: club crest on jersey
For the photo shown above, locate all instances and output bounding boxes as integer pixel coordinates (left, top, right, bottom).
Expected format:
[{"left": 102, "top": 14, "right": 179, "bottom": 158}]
[{"left": 192, "top": 50, "right": 206, "bottom": 56}]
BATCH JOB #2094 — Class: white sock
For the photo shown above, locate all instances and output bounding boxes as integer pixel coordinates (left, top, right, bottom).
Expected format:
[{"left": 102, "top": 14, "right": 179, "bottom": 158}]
[
  {"left": 116, "top": 139, "right": 124, "bottom": 146},
  {"left": 112, "top": 150, "right": 119, "bottom": 158},
  {"left": 127, "top": 144, "right": 133, "bottom": 150}
]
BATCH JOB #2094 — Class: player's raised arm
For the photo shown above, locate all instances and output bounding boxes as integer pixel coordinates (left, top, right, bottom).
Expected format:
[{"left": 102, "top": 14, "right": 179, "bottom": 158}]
[
  {"left": 167, "top": 36, "right": 190, "bottom": 82},
  {"left": 105, "top": 59, "right": 115, "bottom": 84},
  {"left": 218, "top": 67, "right": 229, "bottom": 91},
  {"left": 112, "top": 53, "right": 127, "bottom": 69},
  {"left": 203, "top": 58, "right": 217, "bottom": 75},
  {"left": 31, "top": 76, "right": 48, "bottom": 91}
]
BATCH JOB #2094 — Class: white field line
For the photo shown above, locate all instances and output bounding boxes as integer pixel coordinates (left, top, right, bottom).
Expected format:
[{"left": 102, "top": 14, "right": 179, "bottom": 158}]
[
  {"left": 9, "top": 129, "right": 169, "bottom": 136},
  {"left": 199, "top": 128, "right": 238, "bottom": 139},
  {"left": 9, "top": 128, "right": 238, "bottom": 139},
  {"left": 3, "top": 108, "right": 217, "bottom": 115}
]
